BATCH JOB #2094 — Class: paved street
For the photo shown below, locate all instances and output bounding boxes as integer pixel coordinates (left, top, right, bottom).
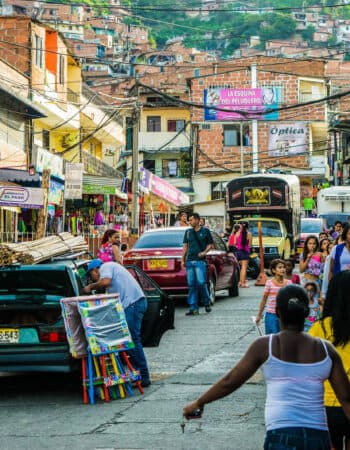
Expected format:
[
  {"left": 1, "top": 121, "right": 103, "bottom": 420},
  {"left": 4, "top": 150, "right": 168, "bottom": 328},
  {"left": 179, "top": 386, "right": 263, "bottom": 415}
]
[{"left": 0, "top": 284, "right": 266, "bottom": 450}]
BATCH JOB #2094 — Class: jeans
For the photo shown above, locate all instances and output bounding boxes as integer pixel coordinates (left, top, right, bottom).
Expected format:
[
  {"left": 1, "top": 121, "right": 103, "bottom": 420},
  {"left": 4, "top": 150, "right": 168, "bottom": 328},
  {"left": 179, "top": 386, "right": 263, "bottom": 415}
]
[
  {"left": 265, "top": 312, "right": 280, "bottom": 334},
  {"left": 124, "top": 297, "right": 150, "bottom": 382},
  {"left": 264, "top": 427, "right": 331, "bottom": 450},
  {"left": 185, "top": 260, "right": 210, "bottom": 311}
]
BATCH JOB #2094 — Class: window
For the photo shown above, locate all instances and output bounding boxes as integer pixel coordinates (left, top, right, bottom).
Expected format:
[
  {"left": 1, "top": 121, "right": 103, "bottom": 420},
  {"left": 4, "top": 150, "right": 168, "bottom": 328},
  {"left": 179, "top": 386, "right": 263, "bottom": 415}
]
[
  {"left": 59, "top": 55, "right": 65, "bottom": 84},
  {"left": 147, "top": 116, "right": 161, "bottom": 132},
  {"left": 223, "top": 124, "right": 250, "bottom": 147},
  {"left": 162, "top": 159, "right": 178, "bottom": 177},
  {"left": 143, "top": 159, "right": 155, "bottom": 173},
  {"left": 34, "top": 35, "right": 43, "bottom": 68},
  {"left": 125, "top": 117, "right": 133, "bottom": 150},
  {"left": 167, "top": 120, "right": 185, "bottom": 132},
  {"left": 211, "top": 181, "right": 227, "bottom": 200},
  {"left": 42, "top": 130, "right": 50, "bottom": 149}
]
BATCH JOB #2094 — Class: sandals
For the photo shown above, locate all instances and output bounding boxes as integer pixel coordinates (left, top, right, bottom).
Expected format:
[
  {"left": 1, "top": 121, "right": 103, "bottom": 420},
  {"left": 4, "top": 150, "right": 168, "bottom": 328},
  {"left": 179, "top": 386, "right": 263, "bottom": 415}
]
[{"left": 239, "top": 282, "right": 249, "bottom": 288}]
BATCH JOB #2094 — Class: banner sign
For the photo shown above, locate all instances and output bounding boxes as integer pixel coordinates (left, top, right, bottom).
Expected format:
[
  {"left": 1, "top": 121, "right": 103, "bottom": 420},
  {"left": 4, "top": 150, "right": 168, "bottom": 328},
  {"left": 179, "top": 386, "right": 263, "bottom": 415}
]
[
  {"left": 48, "top": 179, "right": 64, "bottom": 205},
  {"left": 139, "top": 168, "right": 189, "bottom": 206},
  {"left": 0, "top": 185, "right": 44, "bottom": 209},
  {"left": 64, "top": 163, "right": 83, "bottom": 199},
  {"left": 204, "top": 87, "right": 279, "bottom": 121},
  {"left": 34, "top": 146, "right": 64, "bottom": 180},
  {"left": 268, "top": 123, "right": 307, "bottom": 156}
]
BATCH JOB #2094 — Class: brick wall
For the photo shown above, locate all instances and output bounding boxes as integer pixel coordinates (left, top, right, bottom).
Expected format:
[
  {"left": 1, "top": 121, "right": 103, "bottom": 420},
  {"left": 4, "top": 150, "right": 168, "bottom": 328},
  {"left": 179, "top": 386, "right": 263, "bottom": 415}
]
[{"left": 0, "top": 16, "right": 31, "bottom": 75}]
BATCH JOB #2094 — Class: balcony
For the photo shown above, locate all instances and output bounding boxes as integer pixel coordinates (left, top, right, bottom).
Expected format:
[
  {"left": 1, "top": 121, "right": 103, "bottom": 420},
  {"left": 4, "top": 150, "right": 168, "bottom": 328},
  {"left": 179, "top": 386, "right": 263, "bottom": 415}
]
[
  {"left": 82, "top": 151, "right": 122, "bottom": 177},
  {"left": 139, "top": 131, "right": 190, "bottom": 153}
]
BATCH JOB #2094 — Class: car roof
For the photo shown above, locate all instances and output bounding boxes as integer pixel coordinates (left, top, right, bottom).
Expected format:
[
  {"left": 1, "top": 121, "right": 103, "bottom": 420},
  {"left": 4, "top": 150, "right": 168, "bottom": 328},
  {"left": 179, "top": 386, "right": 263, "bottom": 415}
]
[
  {"left": 0, "top": 263, "right": 78, "bottom": 271},
  {"left": 143, "top": 227, "right": 190, "bottom": 233}
]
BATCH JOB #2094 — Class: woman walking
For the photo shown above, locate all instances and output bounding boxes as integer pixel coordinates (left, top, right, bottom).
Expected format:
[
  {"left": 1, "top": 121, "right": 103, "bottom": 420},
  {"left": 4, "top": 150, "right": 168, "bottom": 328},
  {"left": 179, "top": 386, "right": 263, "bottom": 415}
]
[
  {"left": 309, "top": 271, "right": 350, "bottom": 449},
  {"left": 234, "top": 221, "right": 252, "bottom": 288},
  {"left": 97, "top": 229, "right": 122, "bottom": 263},
  {"left": 329, "top": 223, "right": 350, "bottom": 280},
  {"left": 183, "top": 284, "right": 350, "bottom": 450}
]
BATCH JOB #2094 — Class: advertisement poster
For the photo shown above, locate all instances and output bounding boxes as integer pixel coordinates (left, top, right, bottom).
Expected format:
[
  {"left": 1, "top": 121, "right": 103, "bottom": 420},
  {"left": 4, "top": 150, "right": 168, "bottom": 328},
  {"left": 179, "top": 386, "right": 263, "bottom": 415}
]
[
  {"left": 268, "top": 123, "right": 307, "bottom": 156},
  {"left": 204, "top": 87, "right": 279, "bottom": 121},
  {"left": 64, "top": 163, "right": 83, "bottom": 199}
]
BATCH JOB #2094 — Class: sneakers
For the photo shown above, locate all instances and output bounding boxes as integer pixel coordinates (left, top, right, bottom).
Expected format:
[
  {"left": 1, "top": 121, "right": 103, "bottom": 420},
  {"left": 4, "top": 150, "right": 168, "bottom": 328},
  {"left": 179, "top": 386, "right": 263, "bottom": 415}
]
[
  {"left": 185, "top": 310, "right": 199, "bottom": 316},
  {"left": 205, "top": 306, "right": 212, "bottom": 313}
]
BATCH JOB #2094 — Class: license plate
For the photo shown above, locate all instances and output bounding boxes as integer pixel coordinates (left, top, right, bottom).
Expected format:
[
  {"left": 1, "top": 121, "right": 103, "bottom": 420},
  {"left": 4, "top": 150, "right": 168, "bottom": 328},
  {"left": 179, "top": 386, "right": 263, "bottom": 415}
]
[
  {"left": 149, "top": 259, "right": 168, "bottom": 269},
  {"left": 0, "top": 328, "right": 19, "bottom": 344}
]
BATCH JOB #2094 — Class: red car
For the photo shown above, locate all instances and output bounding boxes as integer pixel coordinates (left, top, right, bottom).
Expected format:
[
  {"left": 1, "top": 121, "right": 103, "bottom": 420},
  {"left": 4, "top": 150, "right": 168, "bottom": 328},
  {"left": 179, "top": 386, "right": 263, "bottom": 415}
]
[{"left": 123, "top": 227, "right": 240, "bottom": 303}]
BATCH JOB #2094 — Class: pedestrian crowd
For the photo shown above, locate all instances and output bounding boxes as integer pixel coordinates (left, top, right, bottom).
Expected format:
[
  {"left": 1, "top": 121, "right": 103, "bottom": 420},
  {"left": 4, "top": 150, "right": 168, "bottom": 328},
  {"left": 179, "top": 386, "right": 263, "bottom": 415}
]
[{"left": 183, "top": 218, "right": 350, "bottom": 449}]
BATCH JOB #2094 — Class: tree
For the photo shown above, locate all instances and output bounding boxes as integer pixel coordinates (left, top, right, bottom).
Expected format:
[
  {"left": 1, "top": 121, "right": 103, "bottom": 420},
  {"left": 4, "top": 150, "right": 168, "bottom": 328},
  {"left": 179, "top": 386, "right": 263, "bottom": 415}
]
[{"left": 301, "top": 25, "right": 315, "bottom": 44}]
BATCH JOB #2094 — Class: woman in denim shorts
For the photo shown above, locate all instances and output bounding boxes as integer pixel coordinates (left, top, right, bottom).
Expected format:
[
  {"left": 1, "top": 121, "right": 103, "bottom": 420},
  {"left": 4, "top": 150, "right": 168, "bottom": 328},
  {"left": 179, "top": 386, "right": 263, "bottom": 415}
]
[{"left": 183, "top": 284, "right": 350, "bottom": 450}]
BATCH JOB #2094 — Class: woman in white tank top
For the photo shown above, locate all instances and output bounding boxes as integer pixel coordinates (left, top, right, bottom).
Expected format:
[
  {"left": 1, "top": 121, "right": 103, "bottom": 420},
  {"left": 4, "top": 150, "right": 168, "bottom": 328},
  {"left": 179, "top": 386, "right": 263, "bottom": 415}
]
[{"left": 183, "top": 284, "right": 350, "bottom": 450}]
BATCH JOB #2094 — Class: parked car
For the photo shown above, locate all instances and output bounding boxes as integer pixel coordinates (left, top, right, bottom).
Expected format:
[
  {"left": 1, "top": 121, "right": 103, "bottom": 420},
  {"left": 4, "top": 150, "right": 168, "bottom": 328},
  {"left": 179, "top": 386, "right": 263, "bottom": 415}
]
[
  {"left": 123, "top": 227, "right": 240, "bottom": 303},
  {"left": 296, "top": 218, "right": 324, "bottom": 255},
  {"left": 0, "top": 259, "right": 174, "bottom": 373}
]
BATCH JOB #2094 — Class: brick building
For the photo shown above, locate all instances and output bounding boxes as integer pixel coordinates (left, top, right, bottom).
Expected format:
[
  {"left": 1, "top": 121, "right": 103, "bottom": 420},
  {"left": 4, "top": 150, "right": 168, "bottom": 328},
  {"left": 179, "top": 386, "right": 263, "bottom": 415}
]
[{"left": 188, "top": 57, "right": 329, "bottom": 223}]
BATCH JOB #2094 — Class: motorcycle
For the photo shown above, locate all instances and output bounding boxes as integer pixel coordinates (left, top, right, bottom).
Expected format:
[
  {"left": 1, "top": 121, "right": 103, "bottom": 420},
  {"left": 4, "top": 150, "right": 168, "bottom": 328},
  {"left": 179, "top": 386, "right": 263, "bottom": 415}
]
[{"left": 247, "top": 252, "right": 260, "bottom": 280}]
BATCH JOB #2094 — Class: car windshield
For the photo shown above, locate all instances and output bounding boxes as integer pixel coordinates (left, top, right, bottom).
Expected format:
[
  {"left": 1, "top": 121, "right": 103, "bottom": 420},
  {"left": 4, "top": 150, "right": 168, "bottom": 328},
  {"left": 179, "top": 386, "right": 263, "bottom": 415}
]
[
  {"left": 0, "top": 270, "right": 75, "bottom": 297},
  {"left": 318, "top": 213, "right": 349, "bottom": 230},
  {"left": 247, "top": 221, "right": 282, "bottom": 237},
  {"left": 301, "top": 220, "right": 323, "bottom": 233},
  {"left": 133, "top": 229, "right": 186, "bottom": 249}
]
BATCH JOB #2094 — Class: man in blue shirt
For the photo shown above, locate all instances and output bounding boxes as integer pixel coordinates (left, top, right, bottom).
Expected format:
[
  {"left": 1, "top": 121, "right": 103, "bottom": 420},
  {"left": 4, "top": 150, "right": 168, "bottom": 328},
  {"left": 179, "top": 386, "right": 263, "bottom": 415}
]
[
  {"left": 83, "top": 260, "right": 151, "bottom": 387},
  {"left": 181, "top": 213, "right": 213, "bottom": 316}
]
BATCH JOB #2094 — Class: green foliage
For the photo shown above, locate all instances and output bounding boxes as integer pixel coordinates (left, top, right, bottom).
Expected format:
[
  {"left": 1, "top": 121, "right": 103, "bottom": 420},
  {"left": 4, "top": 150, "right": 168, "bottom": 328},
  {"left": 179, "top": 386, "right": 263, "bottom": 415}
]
[
  {"left": 301, "top": 25, "right": 315, "bottom": 44},
  {"left": 178, "top": 152, "right": 192, "bottom": 178}
]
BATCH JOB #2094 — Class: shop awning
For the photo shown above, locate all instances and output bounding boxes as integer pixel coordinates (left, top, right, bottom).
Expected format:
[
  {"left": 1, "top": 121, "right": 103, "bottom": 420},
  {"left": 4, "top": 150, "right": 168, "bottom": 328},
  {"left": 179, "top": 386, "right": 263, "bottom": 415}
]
[
  {"left": 0, "top": 168, "right": 41, "bottom": 187},
  {"left": 82, "top": 175, "right": 127, "bottom": 199},
  {"left": 138, "top": 168, "right": 190, "bottom": 206},
  {"left": 0, "top": 184, "right": 44, "bottom": 209}
]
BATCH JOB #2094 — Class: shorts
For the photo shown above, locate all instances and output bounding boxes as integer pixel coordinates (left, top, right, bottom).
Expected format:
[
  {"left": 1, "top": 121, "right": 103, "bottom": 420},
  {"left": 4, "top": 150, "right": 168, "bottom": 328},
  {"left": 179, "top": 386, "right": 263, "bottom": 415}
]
[
  {"left": 326, "top": 406, "right": 350, "bottom": 447},
  {"left": 236, "top": 249, "right": 250, "bottom": 261},
  {"left": 265, "top": 312, "right": 280, "bottom": 334},
  {"left": 264, "top": 427, "right": 331, "bottom": 450}
]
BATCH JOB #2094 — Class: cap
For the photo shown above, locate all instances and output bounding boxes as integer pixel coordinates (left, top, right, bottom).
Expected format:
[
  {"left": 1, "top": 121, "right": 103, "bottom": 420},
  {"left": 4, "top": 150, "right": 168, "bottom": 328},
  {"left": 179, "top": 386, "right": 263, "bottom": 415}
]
[{"left": 86, "top": 259, "right": 103, "bottom": 273}]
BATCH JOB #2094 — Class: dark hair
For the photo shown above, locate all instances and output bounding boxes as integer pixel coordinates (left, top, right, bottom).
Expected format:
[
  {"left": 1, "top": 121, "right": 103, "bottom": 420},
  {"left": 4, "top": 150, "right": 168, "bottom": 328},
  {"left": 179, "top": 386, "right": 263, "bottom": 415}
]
[
  {"left": 322, "top": 271, "right": 350, "bottom": 346},
  {"left": 269, "top": 258, "right": 285, "bottom": 274},
  {"left": 304, "top": 281, "right": 319, "bottom": 293},
  {"left": 334, "top": 221, "right": 342, "bottom": 227},
  {"left": 302, "top": 235, "right": 319, "bottom": 261},
  {"left": 341, "top": 223, "right": 350, "bottom": 242},
  {"left": 276, "top": 285, "right": 309, "bottom": 328},
  {"left": 233, "top": 224, "right": 240, "bottom": 233},
  {"left": 120, "top": 243, "right": 127, "bottom": 252},
  {"left": 320, "top": 238, "right": 330, "bottom": 252},
  {"left": 190, "top": 212, "right": 200, "bottom": 221},
  {"left": 101, "top": 229, "right": 118, "bottom": 245},
  {"left": 284, "top": 258, "right": 295, "bottom": 269},
  {"left": 240, "top": 221, "right": 249, "bottom": 247}
]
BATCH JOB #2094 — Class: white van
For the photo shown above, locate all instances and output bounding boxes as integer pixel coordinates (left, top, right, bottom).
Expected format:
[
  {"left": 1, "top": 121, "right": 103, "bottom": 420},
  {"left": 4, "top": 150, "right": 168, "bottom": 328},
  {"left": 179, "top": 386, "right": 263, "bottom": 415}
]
[{"left": 317, "top": 187, "right": 350, "bottom": 229}]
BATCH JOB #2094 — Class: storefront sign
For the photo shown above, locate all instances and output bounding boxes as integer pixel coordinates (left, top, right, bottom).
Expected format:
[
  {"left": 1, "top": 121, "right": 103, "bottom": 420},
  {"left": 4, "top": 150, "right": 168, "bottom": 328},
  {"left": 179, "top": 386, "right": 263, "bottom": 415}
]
[
  {"left": 33, "top": 147, "right": 64, "bottom": 180},
  {"left": 65, "top": 163, "right": 83, "bottom": 199},
  {"left": 0, "top": 185, "right": 44, "bottom": 209},
  {"left": 83, "top": 184, "right": 120, "bottom": 195},
  {"left": 268, "top": 123, "right": 307, "bottom": 156},
  {"left": 204, "top": 87, "right": 279, "bottom": 121},
  {"left": 139, "top": 168, "right": 189, "bottom": 206}
]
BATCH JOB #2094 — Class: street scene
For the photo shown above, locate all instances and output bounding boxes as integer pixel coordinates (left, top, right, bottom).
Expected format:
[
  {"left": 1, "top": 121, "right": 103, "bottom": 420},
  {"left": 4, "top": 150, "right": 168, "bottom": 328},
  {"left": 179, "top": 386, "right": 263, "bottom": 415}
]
[
  {"left": 1, "top": 0, "right": 350, "bottom": 449},
  {"left": 0, "top": 288, "right": 265, "bottom": 450}
]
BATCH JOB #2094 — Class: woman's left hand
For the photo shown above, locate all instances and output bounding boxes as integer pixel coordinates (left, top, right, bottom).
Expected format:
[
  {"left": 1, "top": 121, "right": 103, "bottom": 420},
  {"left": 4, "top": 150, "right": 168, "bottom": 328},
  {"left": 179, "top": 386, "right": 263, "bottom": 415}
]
[{"left": 183, "top": 400, "right": 203, "bottom": 420}]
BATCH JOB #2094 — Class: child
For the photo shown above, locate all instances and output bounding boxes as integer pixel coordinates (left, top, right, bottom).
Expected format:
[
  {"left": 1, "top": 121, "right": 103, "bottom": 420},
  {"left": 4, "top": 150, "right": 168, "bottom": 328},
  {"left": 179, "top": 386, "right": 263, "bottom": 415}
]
[
  {"left": 256, "top": 259, "right": 291, "bottom": 334},
  {"left": 284, "top": 258, "right": 300, "bottom": 284},
  {"left": 304, "top": 281, "right": 321, "bottom": 332}
]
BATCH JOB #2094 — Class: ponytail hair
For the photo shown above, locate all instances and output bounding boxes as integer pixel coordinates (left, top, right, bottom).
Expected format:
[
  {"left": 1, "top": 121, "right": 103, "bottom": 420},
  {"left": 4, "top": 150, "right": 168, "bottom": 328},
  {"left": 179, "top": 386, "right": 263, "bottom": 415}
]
[
  {"left": 101, "top": 229, "right": 118, "bottom": 245},
  {"left": 240, "top": 221, "right": 249, "bottom": 247}
]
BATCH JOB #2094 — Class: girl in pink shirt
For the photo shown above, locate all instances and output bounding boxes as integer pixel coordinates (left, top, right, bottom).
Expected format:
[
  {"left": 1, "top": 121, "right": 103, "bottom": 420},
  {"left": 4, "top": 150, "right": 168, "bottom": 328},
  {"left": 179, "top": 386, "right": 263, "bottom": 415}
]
[{"left": 256, "top": 259, "right": 291, "bottom": 334}]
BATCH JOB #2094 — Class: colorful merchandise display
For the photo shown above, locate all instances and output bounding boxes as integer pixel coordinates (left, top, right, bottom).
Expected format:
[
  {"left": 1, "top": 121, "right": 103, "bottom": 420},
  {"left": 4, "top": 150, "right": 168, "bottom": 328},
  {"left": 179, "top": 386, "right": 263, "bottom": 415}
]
[{"left": 60, "top": 294, "right": 143, "bottom": 404}]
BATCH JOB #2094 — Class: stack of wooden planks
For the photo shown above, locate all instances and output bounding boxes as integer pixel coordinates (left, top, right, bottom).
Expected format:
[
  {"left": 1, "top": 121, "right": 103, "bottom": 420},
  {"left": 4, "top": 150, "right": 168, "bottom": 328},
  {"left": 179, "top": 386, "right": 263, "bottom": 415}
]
[{"left": 0, "top": 233, "right": 88, "bottom": 266}]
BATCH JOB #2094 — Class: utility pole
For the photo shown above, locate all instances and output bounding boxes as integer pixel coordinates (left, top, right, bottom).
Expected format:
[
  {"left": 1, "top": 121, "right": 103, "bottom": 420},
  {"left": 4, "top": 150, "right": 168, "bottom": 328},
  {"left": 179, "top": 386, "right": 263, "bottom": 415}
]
[
  {"left": 251, "top": 64, "right": 259, "bottom": 173},
  {"left": 131, "top": 82, "right": 141, "bottom": 235},
  {"left": 36, "top": 168, "right": 50, "bottom": 239}
]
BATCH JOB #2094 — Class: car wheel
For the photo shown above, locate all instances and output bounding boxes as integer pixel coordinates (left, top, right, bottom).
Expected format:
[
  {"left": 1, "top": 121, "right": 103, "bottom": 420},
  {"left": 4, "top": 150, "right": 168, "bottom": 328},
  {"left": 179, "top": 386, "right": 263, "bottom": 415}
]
[
  {"left": 208, "top": 276, "right": 216, "bottom": 305},
  {"left": 247, "top": 257, "right": 260, "bottom": 280},
  {"left": 228, "top": 270, "right": 239, "bottom": 297}
]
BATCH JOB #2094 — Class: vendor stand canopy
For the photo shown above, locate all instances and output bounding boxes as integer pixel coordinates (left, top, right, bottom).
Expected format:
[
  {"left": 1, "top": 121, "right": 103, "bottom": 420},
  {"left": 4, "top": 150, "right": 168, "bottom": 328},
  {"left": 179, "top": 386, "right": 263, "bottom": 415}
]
[{"left": 82, "top": 175, "right": 127, "bottom": 200}]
